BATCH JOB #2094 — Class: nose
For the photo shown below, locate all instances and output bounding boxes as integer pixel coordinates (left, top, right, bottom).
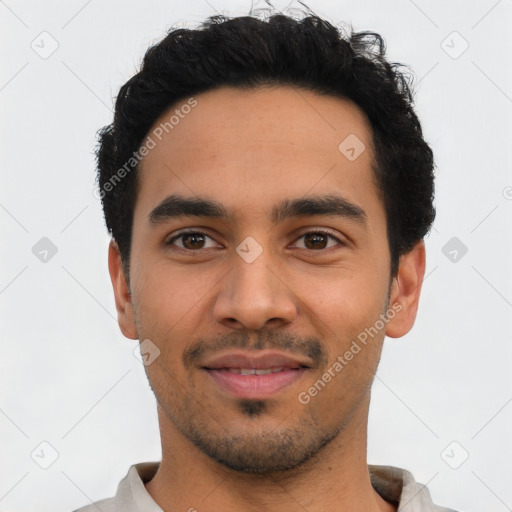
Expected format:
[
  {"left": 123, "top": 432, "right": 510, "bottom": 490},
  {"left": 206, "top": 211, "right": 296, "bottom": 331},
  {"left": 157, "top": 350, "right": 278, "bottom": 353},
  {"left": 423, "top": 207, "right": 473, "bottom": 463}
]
[{"left": 212, "top": 248, "right": 298, "bottom": 331}]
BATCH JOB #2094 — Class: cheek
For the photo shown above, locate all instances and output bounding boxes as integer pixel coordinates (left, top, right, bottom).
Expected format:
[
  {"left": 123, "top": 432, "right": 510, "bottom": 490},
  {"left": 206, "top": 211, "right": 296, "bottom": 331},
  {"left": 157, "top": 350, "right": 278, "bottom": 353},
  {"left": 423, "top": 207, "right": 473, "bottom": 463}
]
[
  {"left": 295, "top": 263, "right": 387, "bottom": 326},
  {"left": 296, "top": 278, "right": 387, "bottom": 415},
  {"left": 290, "top": 267, "right": 389, "bottom": 384},
  {"left": 132, "top": 259, "right": 217, "bottom": 326},
  {"left": 130, "top": 260, "right": 231, "bottom": 381}
]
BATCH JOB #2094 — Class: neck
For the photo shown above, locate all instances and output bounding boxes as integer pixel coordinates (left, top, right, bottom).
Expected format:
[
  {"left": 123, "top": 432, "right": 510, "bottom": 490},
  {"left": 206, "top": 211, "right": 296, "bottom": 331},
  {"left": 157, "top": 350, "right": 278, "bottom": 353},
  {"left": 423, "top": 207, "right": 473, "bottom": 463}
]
[{"left": 145, "top": 392, "right": 396, "bottom": 512}]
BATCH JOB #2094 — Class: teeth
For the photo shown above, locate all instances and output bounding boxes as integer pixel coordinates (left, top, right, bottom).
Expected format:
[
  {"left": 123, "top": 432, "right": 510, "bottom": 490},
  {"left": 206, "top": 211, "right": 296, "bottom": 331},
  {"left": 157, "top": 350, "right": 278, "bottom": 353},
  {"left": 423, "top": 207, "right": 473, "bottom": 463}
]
[
  {"left": 224, "top": 367, "right": 285, "bottom": 375},
  {"left": 255, "top": 369, "right": 272, "bottom": 375}
]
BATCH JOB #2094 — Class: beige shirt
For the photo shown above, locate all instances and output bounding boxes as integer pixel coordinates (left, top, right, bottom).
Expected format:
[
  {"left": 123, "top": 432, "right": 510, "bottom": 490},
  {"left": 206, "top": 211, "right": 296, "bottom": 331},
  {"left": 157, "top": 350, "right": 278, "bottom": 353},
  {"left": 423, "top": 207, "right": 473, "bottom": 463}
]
[{"left": 72, "top": 462, "right": 459, "bottom": 512}]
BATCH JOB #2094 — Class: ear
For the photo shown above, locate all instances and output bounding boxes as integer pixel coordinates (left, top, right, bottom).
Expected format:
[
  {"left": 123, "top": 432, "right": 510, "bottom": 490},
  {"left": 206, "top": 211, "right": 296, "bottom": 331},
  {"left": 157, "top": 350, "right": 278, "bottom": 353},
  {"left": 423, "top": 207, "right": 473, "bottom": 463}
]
[
  {"left": 108, "top": 240, "right": 138, "bottom": 340},
  {"left": 385, "top": 240, "right": 426, "bottom": 338}
]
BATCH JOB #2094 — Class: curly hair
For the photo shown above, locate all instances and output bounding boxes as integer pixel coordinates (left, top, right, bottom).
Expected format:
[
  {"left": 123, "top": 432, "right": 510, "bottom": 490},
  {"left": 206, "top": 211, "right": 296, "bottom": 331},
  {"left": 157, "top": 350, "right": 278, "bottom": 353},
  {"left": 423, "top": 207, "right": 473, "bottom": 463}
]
[{"left": 96, "top": 8, "right": 435, "bottom": 279}]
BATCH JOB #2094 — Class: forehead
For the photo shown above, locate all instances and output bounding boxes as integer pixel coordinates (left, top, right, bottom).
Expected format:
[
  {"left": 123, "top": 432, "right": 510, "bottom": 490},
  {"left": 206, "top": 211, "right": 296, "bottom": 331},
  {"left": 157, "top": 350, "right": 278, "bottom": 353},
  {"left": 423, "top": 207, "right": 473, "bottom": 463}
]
[{"left": 135, "top": 85, "right": 380, "bottom": 224}]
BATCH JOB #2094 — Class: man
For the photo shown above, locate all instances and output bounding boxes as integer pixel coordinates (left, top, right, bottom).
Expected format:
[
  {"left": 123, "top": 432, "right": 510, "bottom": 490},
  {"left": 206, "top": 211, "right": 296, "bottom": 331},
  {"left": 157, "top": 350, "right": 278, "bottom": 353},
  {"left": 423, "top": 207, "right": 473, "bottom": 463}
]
[{"left": 74, "top": 7, "right": 459, "bottom": 512}]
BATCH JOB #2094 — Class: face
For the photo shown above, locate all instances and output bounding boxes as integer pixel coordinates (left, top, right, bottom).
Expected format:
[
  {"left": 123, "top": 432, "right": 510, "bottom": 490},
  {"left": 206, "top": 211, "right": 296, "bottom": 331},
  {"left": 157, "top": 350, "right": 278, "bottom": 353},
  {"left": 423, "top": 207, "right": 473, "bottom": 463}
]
[{"left": 110, "top": 85, "right": 424, "bottom": 474}]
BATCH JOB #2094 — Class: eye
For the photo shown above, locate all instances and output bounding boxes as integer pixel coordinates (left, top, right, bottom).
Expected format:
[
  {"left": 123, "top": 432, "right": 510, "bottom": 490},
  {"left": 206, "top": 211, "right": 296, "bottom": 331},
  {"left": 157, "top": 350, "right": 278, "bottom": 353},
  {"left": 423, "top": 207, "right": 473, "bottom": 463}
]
[
  {"left": 292, "top": 229, "right": 344, "bottom": 251},
  {"left": 166, "top": 230, "right": 219, "bottom": 251},
  {"left": 165, "top": 228, "right": 345, "bottom": 253}
]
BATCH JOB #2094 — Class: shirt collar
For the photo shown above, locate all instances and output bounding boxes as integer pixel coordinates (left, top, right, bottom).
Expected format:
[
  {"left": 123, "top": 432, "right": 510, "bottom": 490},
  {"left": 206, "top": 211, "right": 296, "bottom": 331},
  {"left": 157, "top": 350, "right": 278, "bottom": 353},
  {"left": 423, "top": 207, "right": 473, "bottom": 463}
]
[{"left": 114, "top": 461, "right": 452, "bottom": 512}]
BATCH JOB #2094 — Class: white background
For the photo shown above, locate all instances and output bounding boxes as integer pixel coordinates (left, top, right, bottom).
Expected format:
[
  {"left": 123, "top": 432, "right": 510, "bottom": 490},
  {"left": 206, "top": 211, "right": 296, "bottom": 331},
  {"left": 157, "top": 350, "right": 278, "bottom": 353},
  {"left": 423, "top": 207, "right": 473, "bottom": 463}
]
[{"left": 1, "top": 1, "right": 511, "bottom": 511}]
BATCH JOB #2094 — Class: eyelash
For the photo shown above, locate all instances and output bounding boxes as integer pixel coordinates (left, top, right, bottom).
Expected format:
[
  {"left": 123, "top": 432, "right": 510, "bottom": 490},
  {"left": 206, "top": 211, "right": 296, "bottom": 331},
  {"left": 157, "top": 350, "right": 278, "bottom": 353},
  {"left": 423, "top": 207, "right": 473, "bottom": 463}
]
[{"left": 165, "top": 228, "right": 345, "bottom": 254}]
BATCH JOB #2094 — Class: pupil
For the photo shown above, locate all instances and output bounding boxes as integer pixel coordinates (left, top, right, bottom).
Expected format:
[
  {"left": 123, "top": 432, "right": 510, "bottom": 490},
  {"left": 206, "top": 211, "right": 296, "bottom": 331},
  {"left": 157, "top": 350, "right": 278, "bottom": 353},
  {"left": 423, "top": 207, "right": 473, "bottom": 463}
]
[
  {"left": 183, "top": 233, "right": 204, "bottom": 249},
  {"left": 305, "top": 233, "right": 326, "bottom": 249}
]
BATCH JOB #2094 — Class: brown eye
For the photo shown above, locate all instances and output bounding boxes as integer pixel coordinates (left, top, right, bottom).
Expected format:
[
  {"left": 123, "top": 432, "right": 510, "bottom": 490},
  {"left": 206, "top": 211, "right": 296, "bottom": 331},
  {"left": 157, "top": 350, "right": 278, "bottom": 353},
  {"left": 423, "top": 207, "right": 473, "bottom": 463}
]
[
  {"left": 293, "top": 230, "right": 344, "bottom": 251},
  {"left": 181, "top": 233, "right": 206, "bottom": 250},
  {"left": 167, "top": 231, "right": 218, "bottom": 251}
]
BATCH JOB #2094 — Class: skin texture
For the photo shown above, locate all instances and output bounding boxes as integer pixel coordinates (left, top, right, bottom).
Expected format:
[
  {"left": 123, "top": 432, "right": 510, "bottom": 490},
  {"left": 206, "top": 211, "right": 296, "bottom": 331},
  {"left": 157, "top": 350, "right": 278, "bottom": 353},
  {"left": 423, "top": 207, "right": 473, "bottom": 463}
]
[{"left": 109, "top": 85, "right": 426, "bottom": 512}]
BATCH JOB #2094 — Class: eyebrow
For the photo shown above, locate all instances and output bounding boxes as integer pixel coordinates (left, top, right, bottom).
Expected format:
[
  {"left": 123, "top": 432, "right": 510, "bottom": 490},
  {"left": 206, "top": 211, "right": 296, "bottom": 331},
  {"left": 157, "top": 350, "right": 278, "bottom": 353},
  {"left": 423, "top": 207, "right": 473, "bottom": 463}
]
[{"left": 148, "top": 193, "right": 367, "bottom": 226}]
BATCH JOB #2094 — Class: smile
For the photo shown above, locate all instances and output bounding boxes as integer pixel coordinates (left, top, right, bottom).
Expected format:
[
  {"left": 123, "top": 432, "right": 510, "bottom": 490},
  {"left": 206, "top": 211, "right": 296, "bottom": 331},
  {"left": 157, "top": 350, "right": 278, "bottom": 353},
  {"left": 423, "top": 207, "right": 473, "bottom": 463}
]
[
  {"left": 216, "top": 367, "right": 286, "bottom": 375},
  {"left": 204, "top": 367, "right": 307, "bottom": 399}
]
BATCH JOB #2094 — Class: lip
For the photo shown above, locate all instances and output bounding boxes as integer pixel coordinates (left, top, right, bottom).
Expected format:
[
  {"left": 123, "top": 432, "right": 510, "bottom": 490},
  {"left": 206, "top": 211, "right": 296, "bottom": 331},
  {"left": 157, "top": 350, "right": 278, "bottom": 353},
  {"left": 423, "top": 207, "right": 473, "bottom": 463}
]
[
  {"left": 205, "top": 368, "right": 307, "bottom": 399},
  {"left": 201, "top": 350, "right": 313, "bottom": 370},
  {"left": 201, "top": 350, "right": 312, "bottom": 400}
]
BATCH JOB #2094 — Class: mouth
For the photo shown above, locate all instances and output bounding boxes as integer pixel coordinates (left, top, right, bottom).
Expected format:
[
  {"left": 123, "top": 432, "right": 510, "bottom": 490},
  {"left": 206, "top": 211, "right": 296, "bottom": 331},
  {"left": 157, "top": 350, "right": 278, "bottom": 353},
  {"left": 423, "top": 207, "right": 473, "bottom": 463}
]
[
  {"left": 201, "top": 351, "right": 311, "bottom": 400},
  {"left": 203, "top": 367, "right": 308, "bottom": 399}
]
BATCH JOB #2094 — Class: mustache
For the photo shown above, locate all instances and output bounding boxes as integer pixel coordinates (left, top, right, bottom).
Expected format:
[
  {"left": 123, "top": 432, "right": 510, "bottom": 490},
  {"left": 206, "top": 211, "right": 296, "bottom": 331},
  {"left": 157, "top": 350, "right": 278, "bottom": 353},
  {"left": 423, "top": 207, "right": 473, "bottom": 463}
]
[{"left": 183, "top": 330, "right": 328, "bottom": 369}]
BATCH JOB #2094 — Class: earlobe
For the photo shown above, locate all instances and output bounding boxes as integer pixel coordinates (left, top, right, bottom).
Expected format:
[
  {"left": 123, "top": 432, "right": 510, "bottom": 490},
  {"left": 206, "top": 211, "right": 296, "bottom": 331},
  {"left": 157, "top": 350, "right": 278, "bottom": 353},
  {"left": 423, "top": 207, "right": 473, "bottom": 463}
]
[
  {"left": 108, "top": 240, "right": 139, "bottom": 340},
  {"left": 385, "top": 240, "right": 426, "bottom": 339}
]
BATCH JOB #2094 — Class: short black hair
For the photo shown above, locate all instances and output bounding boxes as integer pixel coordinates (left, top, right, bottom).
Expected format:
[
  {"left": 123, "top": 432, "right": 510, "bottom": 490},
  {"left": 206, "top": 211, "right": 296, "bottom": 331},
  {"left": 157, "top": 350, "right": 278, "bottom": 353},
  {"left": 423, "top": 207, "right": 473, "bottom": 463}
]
[{"left": 96, "top": 7, "right": 435, "bottom": 279}]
